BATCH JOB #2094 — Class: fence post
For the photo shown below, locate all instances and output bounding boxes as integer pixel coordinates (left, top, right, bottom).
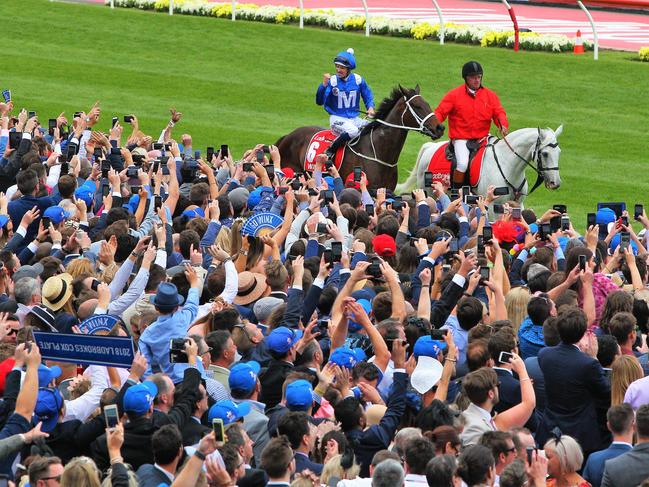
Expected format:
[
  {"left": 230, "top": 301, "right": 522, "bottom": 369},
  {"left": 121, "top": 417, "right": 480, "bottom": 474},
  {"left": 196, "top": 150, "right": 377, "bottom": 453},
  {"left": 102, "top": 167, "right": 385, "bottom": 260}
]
[
  {"left": 430, "top": 0, "right": 445, "bottom": 45},
  {"left": 577, "top": 1, "right": 599, "bottom": 60},
  {"left": 500, "top": 0, "right": 520, "bottom": 51},
  {"left": 110, "top": 0, "right": 114, "bottom": 8},
  {"left": 169, "top": 0, "right": 173, "bottom": 15},
  {"left": 232, "top": 0, "right": 237, "bottom": 21},
  {"left": 360, "top": 0, "right": 370, "bottom": 37},
  {"left": 299, "top": 0, "right": 304, "bottom": 29}
]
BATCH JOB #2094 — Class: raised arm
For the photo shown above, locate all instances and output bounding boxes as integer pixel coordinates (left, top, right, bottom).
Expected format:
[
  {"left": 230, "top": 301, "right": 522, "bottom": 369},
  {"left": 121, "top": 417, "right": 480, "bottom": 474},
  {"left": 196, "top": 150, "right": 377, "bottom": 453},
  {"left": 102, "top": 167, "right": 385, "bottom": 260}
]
[{"left": 494, "top": 353, "right": 535, "bottom": 431}]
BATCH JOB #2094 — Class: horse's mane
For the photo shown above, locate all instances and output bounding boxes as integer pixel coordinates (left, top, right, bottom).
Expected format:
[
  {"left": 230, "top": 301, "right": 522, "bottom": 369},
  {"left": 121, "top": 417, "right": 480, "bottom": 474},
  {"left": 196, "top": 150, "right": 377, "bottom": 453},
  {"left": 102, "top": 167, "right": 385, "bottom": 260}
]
[{"left": 360, "top": 86, "right": 415, "bottom": 136}]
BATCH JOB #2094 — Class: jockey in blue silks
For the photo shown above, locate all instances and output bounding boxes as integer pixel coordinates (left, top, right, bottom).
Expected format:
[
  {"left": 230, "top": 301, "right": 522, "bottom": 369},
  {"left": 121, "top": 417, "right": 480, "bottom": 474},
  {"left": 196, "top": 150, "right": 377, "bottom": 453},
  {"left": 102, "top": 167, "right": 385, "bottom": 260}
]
[{"left": 315, "top": 48, "right": 376, "bottom": 162}]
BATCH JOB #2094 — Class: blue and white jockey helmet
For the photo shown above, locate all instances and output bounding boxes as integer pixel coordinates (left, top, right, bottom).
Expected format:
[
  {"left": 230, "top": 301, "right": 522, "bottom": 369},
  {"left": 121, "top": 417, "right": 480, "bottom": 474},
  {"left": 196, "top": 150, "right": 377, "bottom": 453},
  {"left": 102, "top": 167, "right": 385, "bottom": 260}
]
[{"left": 334, "top": 48, "right": 356, "bottom": 70}]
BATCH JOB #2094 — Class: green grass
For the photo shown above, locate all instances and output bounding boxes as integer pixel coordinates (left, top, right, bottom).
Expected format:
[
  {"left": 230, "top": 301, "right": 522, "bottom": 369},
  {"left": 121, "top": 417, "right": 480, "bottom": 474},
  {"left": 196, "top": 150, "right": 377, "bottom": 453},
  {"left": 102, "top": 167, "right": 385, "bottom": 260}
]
[{"left": 3, "top": 0, "right": 647, "bottom": 226}]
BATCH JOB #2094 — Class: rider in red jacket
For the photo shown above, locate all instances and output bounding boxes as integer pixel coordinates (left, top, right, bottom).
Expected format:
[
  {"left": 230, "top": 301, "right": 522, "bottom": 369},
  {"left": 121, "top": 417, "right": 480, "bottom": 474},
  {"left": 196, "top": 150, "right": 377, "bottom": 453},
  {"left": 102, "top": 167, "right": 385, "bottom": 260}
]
[{"left": 434, "top": 61, "right": 509, "bottom": 188}]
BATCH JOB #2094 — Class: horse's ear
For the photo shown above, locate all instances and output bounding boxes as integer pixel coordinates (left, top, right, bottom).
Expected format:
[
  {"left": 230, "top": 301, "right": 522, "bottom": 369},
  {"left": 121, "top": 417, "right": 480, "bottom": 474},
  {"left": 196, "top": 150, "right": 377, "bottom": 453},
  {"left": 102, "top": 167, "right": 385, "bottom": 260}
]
[
  {"left": 398, "top": 84, "right": 406, "bottom": 96},
  {"left": 554, "top": 124, "right": 564, "bottom": 138},
  {"left": 414, "top": 84, "right": 421, "bottom": 94}
]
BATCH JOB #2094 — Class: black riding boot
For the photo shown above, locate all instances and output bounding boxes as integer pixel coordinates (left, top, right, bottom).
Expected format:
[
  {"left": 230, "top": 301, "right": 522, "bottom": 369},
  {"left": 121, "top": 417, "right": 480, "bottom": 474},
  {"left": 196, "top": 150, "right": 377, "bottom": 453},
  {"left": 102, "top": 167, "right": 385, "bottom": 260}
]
[{"left": 325, "top": 132, "right": 351, "bottom": 161}]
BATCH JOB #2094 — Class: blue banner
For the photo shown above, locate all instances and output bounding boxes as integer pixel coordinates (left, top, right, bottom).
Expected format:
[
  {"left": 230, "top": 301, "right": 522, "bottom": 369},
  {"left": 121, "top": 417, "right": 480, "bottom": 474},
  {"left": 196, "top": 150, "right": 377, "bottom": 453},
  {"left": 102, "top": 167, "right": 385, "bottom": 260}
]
[
  {"left": 78, "top": 314, "right": 120, "bottom": 335},
  {"left": 241, "top": 212, "right": 284, "bottom": 236},
  {"left": 33, "top": 332, "right": 135, "bottom": 368}
]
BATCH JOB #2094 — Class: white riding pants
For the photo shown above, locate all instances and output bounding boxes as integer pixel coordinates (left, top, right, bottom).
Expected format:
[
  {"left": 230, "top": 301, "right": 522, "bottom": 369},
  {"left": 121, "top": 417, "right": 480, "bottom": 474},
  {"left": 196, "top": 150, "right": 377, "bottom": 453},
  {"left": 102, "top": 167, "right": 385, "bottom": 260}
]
[
  {"left": 453, "top": 139, "right": 470, "bottom": 172},
  {"left": 330, "top": 115, "right": 367, "bottom": 138}
]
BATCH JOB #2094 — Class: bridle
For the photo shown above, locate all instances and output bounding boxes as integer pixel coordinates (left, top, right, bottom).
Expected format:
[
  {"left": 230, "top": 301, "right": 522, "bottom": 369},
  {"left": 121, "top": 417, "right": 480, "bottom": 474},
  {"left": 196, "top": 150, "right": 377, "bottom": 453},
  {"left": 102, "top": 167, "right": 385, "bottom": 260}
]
[
  {"left": 373, "top": 94, "right": 438, "bottom": 137},
  {"left": 491, "top": 128, "right": 560, "bottom": 200},
  {"left": 348, "top": 94, "right": 439, "bottom": 167}
]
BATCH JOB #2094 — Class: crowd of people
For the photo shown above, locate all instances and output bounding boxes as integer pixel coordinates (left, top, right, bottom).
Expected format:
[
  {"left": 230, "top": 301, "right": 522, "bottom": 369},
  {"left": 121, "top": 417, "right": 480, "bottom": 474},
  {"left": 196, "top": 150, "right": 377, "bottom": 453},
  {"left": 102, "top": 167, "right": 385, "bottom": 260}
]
[{"left": 1, "top": 93, "right": 649, "bottom": 487}]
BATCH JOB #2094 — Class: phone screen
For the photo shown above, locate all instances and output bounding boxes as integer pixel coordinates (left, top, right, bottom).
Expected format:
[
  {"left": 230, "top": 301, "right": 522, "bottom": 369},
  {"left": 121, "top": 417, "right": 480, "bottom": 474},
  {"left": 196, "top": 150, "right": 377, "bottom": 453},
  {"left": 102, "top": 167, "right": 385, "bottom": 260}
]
[
  {"left": 221, "top": 145, "right": 229, "bottom": 158},
  {"left": 498, "top": 351, "right": 513, "bottom": 364},
  {"left": 483, "top": 227, "right": 493, "bottom": 241},
  {"left": 353, "top": 166, "right": 362, "bottom": 181},
  {"left": 331, "top": 242, "right": 342, "bottom": 262},
  {"left": 424, "top": 172, "right": 433, "bottom": 187},
  {"left": 104, "top": 405, "right": 119, "bottom": 429},
  {"left": 579, "top": 255, "right": 587, "bottom": 271},
  {"left": 207, "top": 147, "right": 214, "bottom": 162},
  {"left": 213, "top": 418, "right": 225, "bottom": 443},
  {"left": 256, "top": 150, "right": 264, "bottom": 163},
  {"left": 587, "top": 213, "right": 597, "bottom": 227},
  {"left": 635, "top": 205, "right": 643, "bottom": 220}
]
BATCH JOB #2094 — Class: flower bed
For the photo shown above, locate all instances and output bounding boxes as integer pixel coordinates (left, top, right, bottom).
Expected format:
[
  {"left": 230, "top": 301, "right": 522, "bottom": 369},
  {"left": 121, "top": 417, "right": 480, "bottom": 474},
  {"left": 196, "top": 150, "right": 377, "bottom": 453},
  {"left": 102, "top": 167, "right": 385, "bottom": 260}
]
[
  {"left": 107, "top": 0, "right": 593, "bottom": 53},
  {"left": 640, "top": 47, "right": 649, "bottom": 61}
]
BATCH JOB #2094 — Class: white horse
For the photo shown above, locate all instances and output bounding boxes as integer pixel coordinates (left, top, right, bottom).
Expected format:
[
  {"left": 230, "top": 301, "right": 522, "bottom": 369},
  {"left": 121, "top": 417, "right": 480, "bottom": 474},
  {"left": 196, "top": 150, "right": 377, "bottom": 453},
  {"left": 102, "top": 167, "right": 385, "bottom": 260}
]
[{"left": 396, "top": 126, "right": 563, "bottom": 206}]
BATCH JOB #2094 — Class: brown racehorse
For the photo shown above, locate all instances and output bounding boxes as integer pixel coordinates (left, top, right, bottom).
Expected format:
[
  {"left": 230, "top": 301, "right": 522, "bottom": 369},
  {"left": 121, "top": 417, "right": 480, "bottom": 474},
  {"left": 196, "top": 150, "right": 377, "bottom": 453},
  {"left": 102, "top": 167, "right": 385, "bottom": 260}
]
[{"left": 275, "top": 85, "right": 445, "bottom": 191}]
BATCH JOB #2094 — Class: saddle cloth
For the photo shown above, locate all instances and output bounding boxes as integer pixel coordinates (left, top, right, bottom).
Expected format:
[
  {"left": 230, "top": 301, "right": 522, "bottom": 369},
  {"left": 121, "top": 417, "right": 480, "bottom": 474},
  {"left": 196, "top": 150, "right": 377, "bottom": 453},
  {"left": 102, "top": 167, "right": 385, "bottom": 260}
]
[
  {"left": 303, "top": 129, "right": 346, "bottom": 172},
  {"left": 427, "top": 141, "right": 487, "bottom": 187}
]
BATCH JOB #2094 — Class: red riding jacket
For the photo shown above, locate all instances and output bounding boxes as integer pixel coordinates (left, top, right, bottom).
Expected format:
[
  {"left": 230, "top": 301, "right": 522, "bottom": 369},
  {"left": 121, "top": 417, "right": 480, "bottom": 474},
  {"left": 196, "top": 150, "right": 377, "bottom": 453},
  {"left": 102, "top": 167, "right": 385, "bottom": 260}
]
[{"left": 434, "top": 84, "right": 508, "bottom": 140}]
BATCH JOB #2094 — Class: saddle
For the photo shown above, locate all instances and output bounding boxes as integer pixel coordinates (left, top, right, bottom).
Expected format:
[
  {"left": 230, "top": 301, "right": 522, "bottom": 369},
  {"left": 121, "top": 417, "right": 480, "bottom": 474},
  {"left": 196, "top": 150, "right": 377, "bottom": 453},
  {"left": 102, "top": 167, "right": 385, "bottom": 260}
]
[
  {"left": 428, "top": 139, "right": 489, "bottom": 188},
  {"left": 445, "top": 139, "right": 483, "bottom": 184}
]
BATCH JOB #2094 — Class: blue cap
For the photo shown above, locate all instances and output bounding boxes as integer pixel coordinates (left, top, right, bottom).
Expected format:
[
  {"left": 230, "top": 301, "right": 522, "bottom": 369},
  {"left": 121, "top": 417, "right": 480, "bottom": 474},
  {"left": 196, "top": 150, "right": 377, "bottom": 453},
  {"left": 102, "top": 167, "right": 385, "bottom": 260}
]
[
  {"left": 596, "top": 207, "right": 616, "bottom": 225},
  {"left": 286, "top": 379, "right": 313, "bottom": 411},
  {"left": 182, "top": 207, "right": 205, "bottom": 220},
  {"left": 348, "top": 298, "right": 372, "bottom": 333},
  {"left": 123, "top": 381, "right": 158, "bottom": 415},
  {"left": 125, "top": 194, "right": 140, "bottom": 214},
  {"left": 413, "top": 336, "right": 447, "bottom": 359},
  {"left": 324, "top": 176, "right": 335, "bottom": 188},
  {"left": 228, "top": 361, "right": 260, "bottom": 394},
  {"left": 43, "top": 206, "right": 70, "bottom": 225},
  {"left": 75, "top": 186, "right": 95, "bottom": 209},
  {"left": 0, "top": 215, "right": 9, "bottom": 229},
  {"left": 334, "top": 49, "right": 357, "bottom": 69},
  {"left": 208, "top": 400, "right": 251, "bottom": 425},
  {"left": 248, "top": 186, "right": 273, "bottom": 209},
  {"left": 329, "top": 346, "right": 363, "bottom": 369},
  {"left": 38, "top": 364, "right": 62, "bottom": 388},
  {"left": 34, "top": 388, "right": 64, "bottom": 433},
  {"left": 351, "top": 288, "right": 376, "bottom": 302},
  {"left": 266, "top": 326, "right": 303, "bottom": 354},
  {"left": 610, "top": 234, "right": 639, "bottom": 255}
]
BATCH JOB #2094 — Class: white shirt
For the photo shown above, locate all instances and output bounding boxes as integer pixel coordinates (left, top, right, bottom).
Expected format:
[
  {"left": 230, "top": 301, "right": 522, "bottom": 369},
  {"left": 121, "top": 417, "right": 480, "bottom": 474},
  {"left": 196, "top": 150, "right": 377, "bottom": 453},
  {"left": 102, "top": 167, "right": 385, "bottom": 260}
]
[
  {"left": 63, "top": 366, "right": 127, "bottom": 422},
  {"left": 404, "top": 473, "right": 429, "bottom": 486}
]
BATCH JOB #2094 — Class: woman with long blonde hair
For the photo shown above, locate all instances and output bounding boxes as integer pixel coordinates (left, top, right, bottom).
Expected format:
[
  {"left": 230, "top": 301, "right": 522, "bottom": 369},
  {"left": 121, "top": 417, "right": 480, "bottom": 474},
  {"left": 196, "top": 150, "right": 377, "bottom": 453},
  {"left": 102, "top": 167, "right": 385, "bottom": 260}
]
[
  {"left": 505, "top": 286, "right": 530, "bottom": 332},
  {"left": 611, "top": 355, "right": 644, "bottom": 406},
  {"left": 60, "top": 457, "right": 101, "bottom": 487}
]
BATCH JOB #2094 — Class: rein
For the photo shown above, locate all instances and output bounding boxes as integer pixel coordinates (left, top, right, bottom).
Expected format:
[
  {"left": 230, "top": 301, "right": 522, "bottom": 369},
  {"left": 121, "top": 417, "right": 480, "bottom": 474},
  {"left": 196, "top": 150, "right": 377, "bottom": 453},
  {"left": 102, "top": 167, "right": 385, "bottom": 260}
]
[
  {"left": 348, "top": 94, "right": 435, "bottom": 167},
  {"left": 492, "top": 128, "right": 560, "bottom": 200}
]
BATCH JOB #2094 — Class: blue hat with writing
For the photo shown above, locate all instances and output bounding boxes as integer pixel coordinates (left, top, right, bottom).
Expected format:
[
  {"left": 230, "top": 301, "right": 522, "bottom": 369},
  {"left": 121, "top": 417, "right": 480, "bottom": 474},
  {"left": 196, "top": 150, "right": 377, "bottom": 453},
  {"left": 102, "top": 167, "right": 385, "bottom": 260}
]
[
  {"left": 248, "top": 186, "right": 273, "bottom": 209},
  {"left": 266, "top": 326, "right": 303, "bottom": 354},
  {"left": 75, "top": 186, "right": 95, "bottom": 209},
  {"left": 348, "top": 298, "right": 372, "bottom": 333},
  {"left": 34, "top": 388, "right": 64, "bottom": 433},
  {"left": 286, "top": 379, "right": 314, "bottom": 411},
  {"left": 413, "top": 336, "right": 447, "bottom": 359},
  {"left": 123, "top": 381, "right": 158, "bottom": 415},
  {"left": 208, "top": 400, "right": 251, "bottom": 425},
  {"left": 229, "top": 361, "right": 260, "bottom": 394},
  {"left": 182, "top": 207, "right": 205, "bottom": 220},
  {"left": 44, "top": 206, "right": 70, "bottom": 225},
  {"left": 38, "top": 364, "right": 62, "bottom": 388},
  {"left": 329, "top": 346, "right": 364, "bottom": 369}
]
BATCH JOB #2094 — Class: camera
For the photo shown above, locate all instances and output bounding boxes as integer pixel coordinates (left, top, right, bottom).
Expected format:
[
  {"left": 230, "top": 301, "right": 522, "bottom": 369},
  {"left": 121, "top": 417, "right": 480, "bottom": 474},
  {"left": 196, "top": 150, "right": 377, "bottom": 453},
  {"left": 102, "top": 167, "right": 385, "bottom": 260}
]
[
  {"left": 126, "top": 166, "right": 139, "bottom": 178},
  {"left": 169, "top": 338, "right": 189, "bottom": 363},
  {"left": 316, "top": 223, "right": 329, "bottom": 234},
  {"left": 243, "top": 162, "right": 253, "bottom": 172},
  {"left": 368, "top": 259, "right": 382, "bottom": 278}
]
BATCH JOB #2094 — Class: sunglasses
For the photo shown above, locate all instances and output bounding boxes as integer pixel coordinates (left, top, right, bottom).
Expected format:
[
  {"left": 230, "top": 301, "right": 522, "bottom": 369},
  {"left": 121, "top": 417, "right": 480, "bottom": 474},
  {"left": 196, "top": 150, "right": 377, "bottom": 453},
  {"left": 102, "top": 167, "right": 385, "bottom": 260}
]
[{"left": 41, "top": 476, "right": 61, "bottom": 482}]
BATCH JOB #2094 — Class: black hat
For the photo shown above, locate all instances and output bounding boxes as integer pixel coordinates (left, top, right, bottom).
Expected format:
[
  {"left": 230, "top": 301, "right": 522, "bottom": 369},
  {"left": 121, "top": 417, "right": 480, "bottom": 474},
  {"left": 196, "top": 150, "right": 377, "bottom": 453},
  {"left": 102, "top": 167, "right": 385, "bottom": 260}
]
[{"left": 462, "top": 61, "right": 483, "bottom": 79}]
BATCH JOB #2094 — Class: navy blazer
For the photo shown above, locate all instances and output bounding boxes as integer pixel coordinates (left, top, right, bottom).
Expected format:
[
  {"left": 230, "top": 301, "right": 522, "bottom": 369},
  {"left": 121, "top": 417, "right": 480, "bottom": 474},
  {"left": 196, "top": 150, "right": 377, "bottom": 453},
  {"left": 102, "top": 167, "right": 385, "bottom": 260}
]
[
  {"left": 347, "top": 371, "right": 407, "bottom": 477},
  {"left": 493, "top": 368, "right": 521, "bottom": 413},
  {"left": 537, "top": 342, "right": 611, "bottom": 453},
  {"left": 136, "top": 463, "right": 172, "bottom": 487},
  {"left": 7, "top": 194, "right": 58, "bottom": 252},
  {"left": 294, "top": 452, "right": 323, "bottom": 476},
  {"left": 583, "top": 442, "right": 632, "bottom": 487}
]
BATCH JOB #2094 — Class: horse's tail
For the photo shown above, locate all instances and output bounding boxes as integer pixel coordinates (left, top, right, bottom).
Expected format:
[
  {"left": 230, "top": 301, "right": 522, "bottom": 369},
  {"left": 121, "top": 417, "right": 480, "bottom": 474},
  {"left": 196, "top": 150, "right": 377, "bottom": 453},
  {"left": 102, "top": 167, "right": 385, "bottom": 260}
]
[{"left": 395, "top": 143, "right": 427, "bottom": 193}]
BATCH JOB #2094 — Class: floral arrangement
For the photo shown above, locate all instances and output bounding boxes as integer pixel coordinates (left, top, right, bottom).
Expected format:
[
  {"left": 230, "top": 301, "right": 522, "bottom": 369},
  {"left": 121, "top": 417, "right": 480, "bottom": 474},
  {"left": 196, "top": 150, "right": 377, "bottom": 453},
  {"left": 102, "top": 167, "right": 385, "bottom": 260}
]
[
  {"left": 106, "top": 0, "right": 593, "bottom": 53},
  {"left": 640, "top": 47, "right": 649, "bottom": 61}
]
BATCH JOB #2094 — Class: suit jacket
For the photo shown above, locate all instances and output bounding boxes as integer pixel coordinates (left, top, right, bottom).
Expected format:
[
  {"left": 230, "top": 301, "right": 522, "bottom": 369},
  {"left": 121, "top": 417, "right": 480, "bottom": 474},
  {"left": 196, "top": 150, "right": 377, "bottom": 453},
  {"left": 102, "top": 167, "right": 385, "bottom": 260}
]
[
  {"left": 493, "top": 368, "right": 537, "bottom": 432},
  {"left": 294, "top": 452, "right": 323, "bottom": 476},
  {"left": 182, "top": 418, "right": 211, "bottom": 447},
  {"left": 583, "top": 442, "right": 632, "bottom": 487},
  {"left": 537, "top": 342, "right": 611, "bottom": 453},
  {"left": 259, "top": 360, "right": 294, "bottom": 410},
  {"left": 460, "top": 402, "right": 496, "bottom": 446},
  {"left": 601, "top": 442, "right": 649, "bottom": 487},
  {"left": 136, "top": 463, "right": 173, "bottom": 487},
  {"left": 237, "top": 401, "right": 270, "bottom": 467},
  {"left": 347, "top": 371, "right": 407, "bottom": 477},
  {"left": 237, "top": 467, "right": 268, "bottom": 487}
]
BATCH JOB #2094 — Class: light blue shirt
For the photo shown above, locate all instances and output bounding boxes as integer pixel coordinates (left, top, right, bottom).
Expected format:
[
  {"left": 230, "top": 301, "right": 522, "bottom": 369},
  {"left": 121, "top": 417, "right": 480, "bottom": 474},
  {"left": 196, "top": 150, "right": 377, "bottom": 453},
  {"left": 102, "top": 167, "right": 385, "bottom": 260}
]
[
  {"left": 442, "top": 315, "right": 469, "bottom": 367},
  {"left": 138, "top": 287, "right": 205, "bottom": 383}
]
